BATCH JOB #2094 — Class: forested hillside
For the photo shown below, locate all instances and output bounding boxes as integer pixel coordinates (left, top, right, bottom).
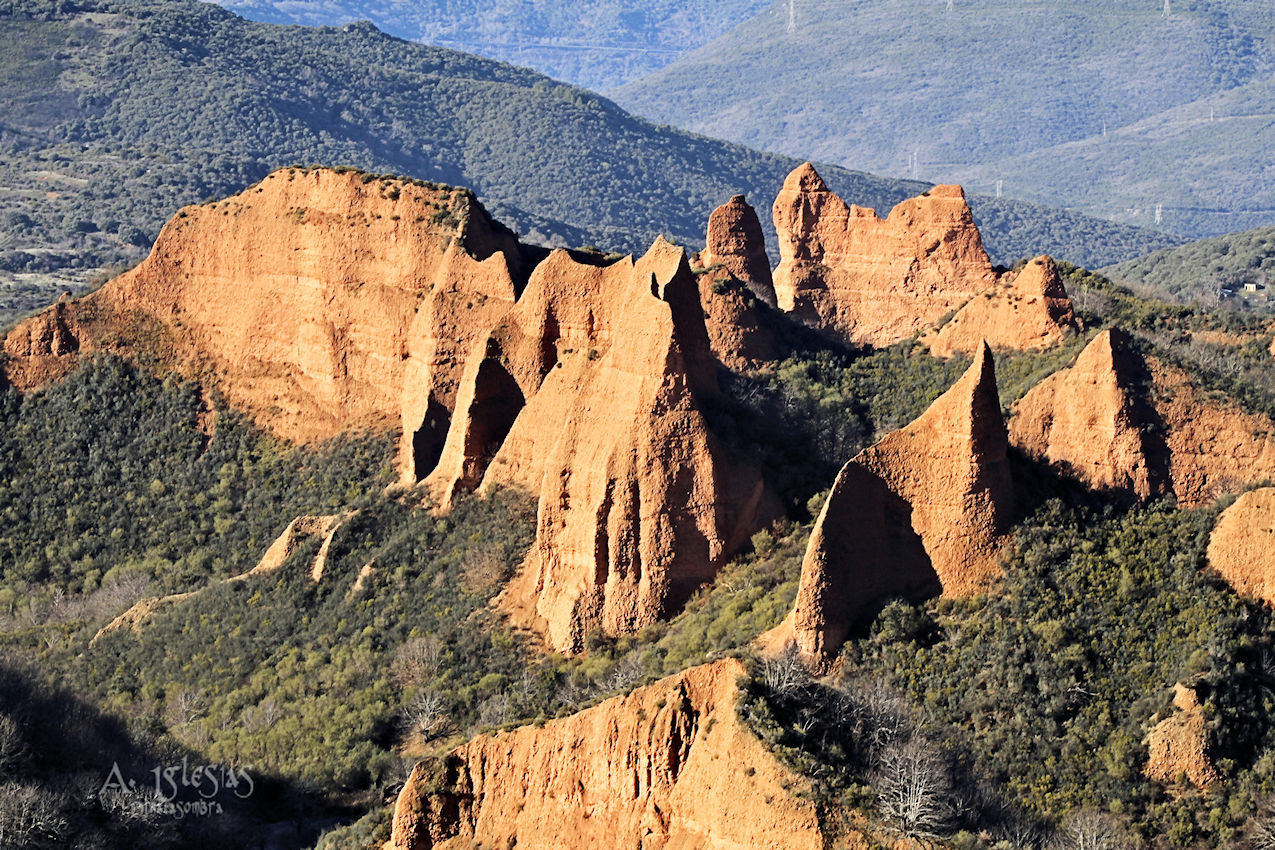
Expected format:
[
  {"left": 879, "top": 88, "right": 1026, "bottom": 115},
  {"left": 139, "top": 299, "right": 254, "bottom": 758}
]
[
  {"left": 614, "top": 0, "right": 1275, "bottom": 240},
  {"left": 1103, "top": 223, "right": 1275, "bottom": 309},
  {"left": 0, "top": 0, "right": 1177, "bottom": 325}
]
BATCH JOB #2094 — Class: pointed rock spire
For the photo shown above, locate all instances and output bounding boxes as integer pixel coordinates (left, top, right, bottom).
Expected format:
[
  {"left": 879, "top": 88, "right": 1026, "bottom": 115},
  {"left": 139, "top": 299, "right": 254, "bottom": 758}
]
[
  {"left": 700, "top": 194, "right": 776, "bottom": 307},
  {"left": 789, "top": 343, "right": 1013, "bottom": 663}
]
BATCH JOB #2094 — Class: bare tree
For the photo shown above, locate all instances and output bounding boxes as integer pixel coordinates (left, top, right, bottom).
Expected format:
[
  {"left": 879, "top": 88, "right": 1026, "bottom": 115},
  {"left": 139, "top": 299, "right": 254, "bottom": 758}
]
[
  {"left": 760, "top": 642, "right": 811, "bottom": 696},
  {"left": 165, "top": 686, "right": 207, "bottom": 726},
  {"left": 875, "top": 737, "right": 956, "bottom": 841},
  {"left": 0, "top": 715, "right": 27, "bottom": 777},
  {"left": 1053, "top": 809, "right": 1133, "bottom": 850},
  {"left": 0, "top": 783, "right": 66, "bottom": 848},
  {"left": 401, "top": 689, "right": 448, "bottom": 741},
  {"left": 392, "top": 636, "right": 444, "bottom": 689}
]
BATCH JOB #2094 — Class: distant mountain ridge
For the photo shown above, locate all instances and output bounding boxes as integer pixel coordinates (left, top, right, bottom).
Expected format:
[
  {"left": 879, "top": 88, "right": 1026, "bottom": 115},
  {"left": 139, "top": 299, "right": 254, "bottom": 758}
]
[
  {"left": 207, "top": 0, "right": 771, "bottom": 90},
  {"left": 612, "top": 0, "right": 1275, "bottom": 240},
  {"left": 0, "top": 0, "right": 1178, "bottom": 325}
]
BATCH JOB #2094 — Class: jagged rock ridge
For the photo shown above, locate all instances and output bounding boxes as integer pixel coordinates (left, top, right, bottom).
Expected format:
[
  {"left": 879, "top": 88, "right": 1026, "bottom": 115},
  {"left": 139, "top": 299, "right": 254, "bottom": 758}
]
[
  {"left": 771, "top": 163, "right": 998, "bottom": 348},
  {"left": 390, "top": 659, "right": 827, "bottom": 850},
  {"left": 420, "top": 239, "right": 773, "bottom": 653}
]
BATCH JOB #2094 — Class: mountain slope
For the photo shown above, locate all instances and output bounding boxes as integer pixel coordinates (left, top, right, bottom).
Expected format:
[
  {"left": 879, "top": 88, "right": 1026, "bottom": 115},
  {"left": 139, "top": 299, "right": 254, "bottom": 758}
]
[
  {"left": 1101, "top": 222, "right": 1275, "bottom": 307},
  {"left": 612, "top": 0, "right": 1275, "bottom": 239},
  {"left": 0, "top": 0, "right": 1178, "bottom": 325},
  {"left": 207, "top": 0, "right": 771, "bottom": 90}
]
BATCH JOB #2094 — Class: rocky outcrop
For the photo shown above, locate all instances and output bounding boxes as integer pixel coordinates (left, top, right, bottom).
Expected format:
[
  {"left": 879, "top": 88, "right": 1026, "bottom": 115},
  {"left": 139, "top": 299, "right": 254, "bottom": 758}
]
[
  {"left": 420, "top": 240, "right": 770, "bottom": 653},
  {"left": 927, "top": 255, "right": 1079, "bottom": 357},
  {"left": 772, "top": 163, "right": 997, "bottom": 348},
  {"left": 697, "top": 194, "right": 776, "bottom": 306},
  {"left": 241, "top": 514, "right": 351, "bottom": 583},
  {"left": 1144, "top": 682, "right": 1220, "bottom": 789},
  {"left": 5, "top": 168, "right": 522, "bottom": 443},
  {"left": 89, "top": 593, "right": 194, "bottom": 647},
  {"left": 1206, "top": 488, "right": 1275, "bottom": 605},
  {"left": 787, "top": 344, "right": 1013, "bottom": 663},
  {"left": 1010, "top": 329, "right": 1275, "bottom": 506},
  {"left": 390, "top": 659, "right": 827, "bottom": 850},
  {"left": 1009, "top": 329, "right": 1169, "bottom": 502}
]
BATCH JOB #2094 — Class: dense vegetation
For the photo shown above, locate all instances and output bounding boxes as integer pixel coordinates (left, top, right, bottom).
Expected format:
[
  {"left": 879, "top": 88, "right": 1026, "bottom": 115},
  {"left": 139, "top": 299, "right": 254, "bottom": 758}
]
[
  {"left": 614, "top": 0, "right": 1275, "bottom": 239},
  {"left": 208, "top": 0, "right": 770, "bottom": 90},
  {"left": 0, "top": 0, "right": 1178, "bottom": 326},
  {"left": 741, "top": 499, "right": 1275, "bottom": 848}
]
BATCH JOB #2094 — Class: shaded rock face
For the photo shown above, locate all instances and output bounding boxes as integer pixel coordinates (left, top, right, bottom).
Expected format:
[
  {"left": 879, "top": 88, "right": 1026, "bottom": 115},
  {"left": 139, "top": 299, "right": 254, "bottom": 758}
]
[
  {"left": 927, "top": 255, "right": 1079, "bottom": 357},
  {"left": 1009, "top": 329, "right": 1169, "bottom": 503},
  {"left": 421, "top": 240, "right": 771, "bottom": 653},
  {"left": 1010, "top": 328, "right": 1275, "bottom": 506},
  {"left": 696, "top": 269, "right": 780, "bottom": 371},
  {"left": 790, "top": 344, "right": 1013, "bottom": 663},
  {"left": 1144, "top": 683, "right": 1220, "bottom": 790},
  {"left": 772, "top": 163, "right": 997, "bottom": 348},
  {"left": 1207, "top": 487, "right": 1275, "bottom": 606},
  {"left": 698, "top": 194, "right": 776, "bottom": 306},
  {"left": 5, "top": 168, "right": 521, "bottom": 443},
  {"left": 390, "top": 659, "right": 827, "bottom": 850}
]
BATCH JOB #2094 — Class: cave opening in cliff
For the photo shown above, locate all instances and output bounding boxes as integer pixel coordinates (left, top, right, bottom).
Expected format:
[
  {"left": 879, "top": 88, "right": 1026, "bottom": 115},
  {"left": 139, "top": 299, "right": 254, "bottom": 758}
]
[
  {"left": 411, "top": 397, "right": 451, "bottom": 481},
  {"left": 459, "top": 356, "right": 525, "bottom": 489}
]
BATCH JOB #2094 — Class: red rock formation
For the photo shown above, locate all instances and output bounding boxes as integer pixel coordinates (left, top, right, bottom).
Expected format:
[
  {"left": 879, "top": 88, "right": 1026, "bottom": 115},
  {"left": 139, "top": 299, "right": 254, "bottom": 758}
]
[
  {"left": 1207, "top": 487, "right": 1275, "bottom": 606},
  {"left": 390, "top": 659, "right": 828, "bottom": 850},
  {"left": 423, "top": 240, "right": 770, "bottom": 653},
  {"left": 698, "top": 194, "right": 776, "bottom": 306},
  {"left": 1144, "top": 683, "right": 1221, "bottom": 789},
  {"left": 772, "top": 163, "right": 997, "bottom": 348},
  {"left": 927, "top": 255, "right": 1079, "bottom": 357},
  {"left": 696, "top": 268, "right": 780, "bottom": 371},
  {"left": 242, "top": 514, "right": 351, "bottom": 583},
  {"left": 1008, "top": 329, "right": 1168, "bottom": 502},
  {"left": 5, "top": 168, "right": 522, "bottom": 443},
  {"left": 787, "top": 343, "right": 1013, "bottom": 663},
  {"left": 1010, "top": 328, "right": 1275, "bottom": 506}
]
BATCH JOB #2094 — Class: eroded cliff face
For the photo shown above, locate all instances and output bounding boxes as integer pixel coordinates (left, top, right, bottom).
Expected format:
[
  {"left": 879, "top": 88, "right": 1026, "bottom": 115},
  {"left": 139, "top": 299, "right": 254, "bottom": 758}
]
[
  {"left": 390, "top": 659, "right": 827, "bottom": 850},
  {"left": 1009, "top": 329, "right": 1275, "bottom": 506},
  {"left": 420, "top": 240, "right": 771, "bottom": 653},
  {"left": 1207, "top": 487, "right": 1275, "bottom": 606},
  {"left": 771, "top": 163, "right": 997, "bottom": 348},
  {"left": 927, "top": 255, "right": 1079, "bottom": 357},
  {"left": 5, "top": 168, "right": 522, "bottom": 442},
  {"left": 787, "top": 344, "right": 1013, "bottom": 663}
]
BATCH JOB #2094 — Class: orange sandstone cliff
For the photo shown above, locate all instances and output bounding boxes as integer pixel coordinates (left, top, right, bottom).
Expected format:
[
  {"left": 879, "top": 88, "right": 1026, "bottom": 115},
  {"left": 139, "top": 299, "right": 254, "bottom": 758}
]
[
  {"left": 390, "top": 659, "right": 828, "bottom": 850},
  {"left": 419, "top": 240, "right": 772, "bottom": 653},
  {"left": 785, "top": 343, "right": 1013, "bottom": 663},
  {"left": 5, "top": 168, "right": 523, "bottom": 443},
  {"left": 771, "top": 163, "right": 997, "bottom": 348},
  {"left": 1207, "top": 487, "right": 1275, "bottom": 606},
  {"left": 927, "top": 255, "right": 1079, "bottom": 358},
  {"left": 1010, "top": 329, "right": 1275, "bottom": 506}
]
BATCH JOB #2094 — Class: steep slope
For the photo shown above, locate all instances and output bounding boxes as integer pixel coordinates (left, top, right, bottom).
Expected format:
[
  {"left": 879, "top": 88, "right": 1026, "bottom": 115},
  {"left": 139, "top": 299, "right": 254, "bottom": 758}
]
[
  {"left": 5, "top": 168, "right": 522, "bottom": 442},
  {"left": 0, "top": 0, "right": 1178, "bottom": 323},
  {"left": 613, "top": 0, "right": 1275, "bottom": 239},
  {"left": 784, "top": 344, "right": 1013, "bottom": 663},
  {"left": 927, "top": 256, "right": 1080, "bottom": 357},
  {"left": 390, "top": 659, "right": 828, "bottom": 850},
  {"left": 1010, "top": 329, "right": 1275, "bottom": 506},
  {"left": 772, "top": 164, "right": 997, "bottom": 347},
  {"left": 1207, "top": 487, "right": 1275, "bottom": 607},
  {"left": 419, "top": 240, "right": 771, "bottom": 653},
  {"left": 209, "top": 0, "right": 771, "bottom": 91}
]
